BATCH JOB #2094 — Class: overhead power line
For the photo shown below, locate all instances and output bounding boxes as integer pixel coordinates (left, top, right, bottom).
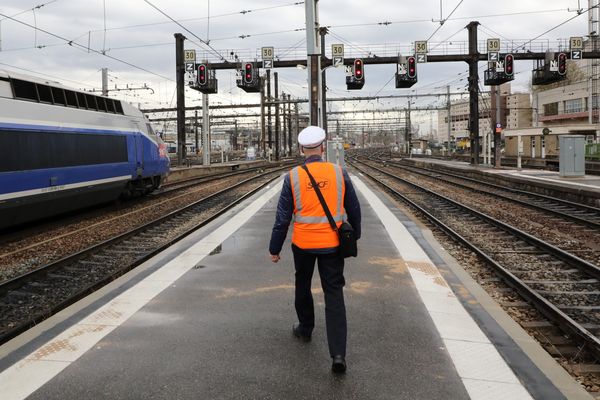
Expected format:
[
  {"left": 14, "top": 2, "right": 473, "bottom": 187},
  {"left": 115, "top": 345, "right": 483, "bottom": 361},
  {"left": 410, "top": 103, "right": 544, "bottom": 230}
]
[
  {"left": 0, "top": 12, "right": 173, "bottom": 82},
  {"left": 142, "top": 0, "right": 227, "bottom": 62},
  {"left": 86, "top": 2, "right": 305, "bottom": 34},
  {"left": 427, "top": 0, "right": 464, "bottom": 41}
]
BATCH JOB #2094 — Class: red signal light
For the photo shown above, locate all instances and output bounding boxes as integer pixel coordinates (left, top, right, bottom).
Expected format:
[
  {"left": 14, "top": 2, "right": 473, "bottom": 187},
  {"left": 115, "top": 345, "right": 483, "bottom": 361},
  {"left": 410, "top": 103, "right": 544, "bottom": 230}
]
[
  {"left": 244, "top": 63, "right": 253, "bottom": 83},
  {"left": 407, "top": 56, "right": 417, "bottom": 78},
  {"left": 198, "top": 64, "right": 207, "bottom": 85},
  {"left": 504, "top": 54, "right": 514, "bottom": 76},
  {"left": 558, "top": 52, "right": 567, "bottom": 76},
  {"left": 354, "top": 59, "right": 364, "bottom": 81}
]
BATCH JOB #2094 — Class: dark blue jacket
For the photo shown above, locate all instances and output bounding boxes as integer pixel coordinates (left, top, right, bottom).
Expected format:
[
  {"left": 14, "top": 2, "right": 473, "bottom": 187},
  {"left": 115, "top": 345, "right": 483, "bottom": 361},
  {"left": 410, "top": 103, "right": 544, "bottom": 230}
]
[{"left": 269, "top": 155, "right": 361, "bottom": 255}]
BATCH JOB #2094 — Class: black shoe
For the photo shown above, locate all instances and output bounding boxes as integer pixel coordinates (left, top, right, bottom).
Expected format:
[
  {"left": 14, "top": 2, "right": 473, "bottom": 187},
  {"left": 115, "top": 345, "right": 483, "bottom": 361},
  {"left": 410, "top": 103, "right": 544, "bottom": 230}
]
[
  {"left": 331, "top": 355, "right": 346, "bottom": 374},
  {"left": 292, "top": 324, "right": 311, "bottom": 342}
]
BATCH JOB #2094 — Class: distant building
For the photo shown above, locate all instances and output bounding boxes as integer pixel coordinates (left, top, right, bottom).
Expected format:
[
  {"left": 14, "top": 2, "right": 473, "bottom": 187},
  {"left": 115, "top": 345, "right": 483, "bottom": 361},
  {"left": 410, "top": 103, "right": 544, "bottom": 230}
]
[
  {"left": 436, "top": 83, "right": 511, "bottom": 148},
  {"left": 506, "top": 93, "right": 532, "bottom": 130}
]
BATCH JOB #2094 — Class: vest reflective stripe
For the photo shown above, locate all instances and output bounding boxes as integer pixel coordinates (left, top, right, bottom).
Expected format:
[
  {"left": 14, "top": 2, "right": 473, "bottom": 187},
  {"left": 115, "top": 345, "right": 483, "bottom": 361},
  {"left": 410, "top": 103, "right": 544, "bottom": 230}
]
[
  {"left": 289, "top": 162, "right": 346, "bottom": 249},
  {"left": 291, "top": 167, "right": 303, "bottom": 214}
]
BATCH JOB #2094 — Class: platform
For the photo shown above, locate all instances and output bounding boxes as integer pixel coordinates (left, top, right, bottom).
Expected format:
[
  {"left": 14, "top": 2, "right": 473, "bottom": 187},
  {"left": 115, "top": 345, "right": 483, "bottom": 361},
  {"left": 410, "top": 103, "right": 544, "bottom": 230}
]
[
  {"left": 404, "top": 157, "right": 600, "bottom": 207},
  {"left": 0, "top": 174, "right": 590, "bottom": 399},
  {"left": 165, "top": 159, "right": 273, "bottom": 184}
]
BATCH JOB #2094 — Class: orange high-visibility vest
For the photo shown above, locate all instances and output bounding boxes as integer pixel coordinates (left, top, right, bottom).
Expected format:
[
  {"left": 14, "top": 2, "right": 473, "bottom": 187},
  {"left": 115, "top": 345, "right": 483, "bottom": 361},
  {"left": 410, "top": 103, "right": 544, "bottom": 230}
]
[{"left": 290, "top": 162, "right": 346, "bottom": 249}]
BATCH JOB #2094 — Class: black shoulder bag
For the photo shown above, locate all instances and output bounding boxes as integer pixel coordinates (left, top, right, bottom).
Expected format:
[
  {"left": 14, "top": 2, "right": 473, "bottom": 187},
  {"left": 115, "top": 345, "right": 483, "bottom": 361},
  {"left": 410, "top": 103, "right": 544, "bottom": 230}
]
[{"left": 301, "top": 164, "right": 357, "bottom": 258}]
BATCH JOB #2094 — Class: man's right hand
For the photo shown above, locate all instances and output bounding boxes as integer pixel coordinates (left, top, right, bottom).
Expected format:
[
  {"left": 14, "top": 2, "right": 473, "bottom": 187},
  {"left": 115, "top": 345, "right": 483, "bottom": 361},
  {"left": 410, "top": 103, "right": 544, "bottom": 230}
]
[{"left": 271, "top": 254, "right": 281, "bottom": 263}]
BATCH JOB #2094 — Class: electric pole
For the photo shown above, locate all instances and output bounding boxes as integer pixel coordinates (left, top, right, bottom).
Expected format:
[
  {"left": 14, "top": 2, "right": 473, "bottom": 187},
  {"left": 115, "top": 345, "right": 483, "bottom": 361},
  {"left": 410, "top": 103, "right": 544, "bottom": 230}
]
[
  {"left": 467, "top": 21, "right": 480, "bottom": 165},
  {"left": 305, "top": 0, "right": 321, "bottom": 127},
  {"left": 174, "top": 33, "right": 186, "bottom": 165}
]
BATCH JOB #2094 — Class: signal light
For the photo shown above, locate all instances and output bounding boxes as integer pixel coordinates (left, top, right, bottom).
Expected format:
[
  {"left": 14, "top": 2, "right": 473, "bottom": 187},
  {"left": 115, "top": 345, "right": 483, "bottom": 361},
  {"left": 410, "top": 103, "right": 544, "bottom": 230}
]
[
  {"left": 353, "top": 59, "right": 364, "bottom": 81},
  {"left": 244, "top": 63, "right": 253, "bottom": 83},
  {"left": 504, "top": 54, "right": 514, "bottom": 76},
  {"left": 198, "top": 64, "right": 207, "bottom": 85},
  {"left": 407, "top": 56, "right": 417, "bottom": 78},
  {"left": 558, "top": 52, "right": 567, "bottom": 76}
]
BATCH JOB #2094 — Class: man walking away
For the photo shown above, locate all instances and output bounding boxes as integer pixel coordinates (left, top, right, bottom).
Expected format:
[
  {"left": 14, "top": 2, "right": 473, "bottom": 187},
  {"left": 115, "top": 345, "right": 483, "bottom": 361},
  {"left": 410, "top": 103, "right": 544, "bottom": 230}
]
[{"left": 269, "top": 126, "right": 361, "bottom": 374}]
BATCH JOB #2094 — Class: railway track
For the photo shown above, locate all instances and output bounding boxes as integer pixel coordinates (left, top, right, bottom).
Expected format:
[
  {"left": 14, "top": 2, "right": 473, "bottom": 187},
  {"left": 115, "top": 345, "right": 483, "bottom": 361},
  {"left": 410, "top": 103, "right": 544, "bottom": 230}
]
[
  {"left": 350, "top": 158, "right": 600, "bottom": 360},
  {"left": 0, "top": 165, "right": 291, "bottom": 278},
  {"left": 380, "top": 157, "right": 600, "bottom": 229},
  {"left": 0, "top": 166, "right": 290, "bottom": 345},
  {"left": 159, "top": 162, "right": 293, "bottom": 194}
]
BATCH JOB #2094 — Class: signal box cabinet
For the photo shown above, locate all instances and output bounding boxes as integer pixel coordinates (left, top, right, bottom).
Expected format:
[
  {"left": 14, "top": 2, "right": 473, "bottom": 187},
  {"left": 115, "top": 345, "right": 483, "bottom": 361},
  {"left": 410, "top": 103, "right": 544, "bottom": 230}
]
[
  {"left": 483, "top": 69, "right": 514, "bottom": 86},
  {"left": 346, "top": 76, "right": 364, "bottom": 90},
  {"left": 395, "top": 74, "right": 417, "bottom": 88},
  {"left": 532, "top": 66, "right": 566, "bottom": 85},
  {"left": 559, "top": 135, "right": 585, "bottom": 177}
]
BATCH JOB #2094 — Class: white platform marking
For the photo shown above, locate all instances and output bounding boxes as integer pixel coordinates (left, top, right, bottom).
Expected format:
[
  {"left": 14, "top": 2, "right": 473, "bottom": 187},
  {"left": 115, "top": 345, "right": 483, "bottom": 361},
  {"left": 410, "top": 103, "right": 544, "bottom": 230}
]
[
  {"left": 0, "top": 183, "right": 281, "bottom": 400},
  {"left": 353, "top": 176, "right": 533, "bottom": 400}
]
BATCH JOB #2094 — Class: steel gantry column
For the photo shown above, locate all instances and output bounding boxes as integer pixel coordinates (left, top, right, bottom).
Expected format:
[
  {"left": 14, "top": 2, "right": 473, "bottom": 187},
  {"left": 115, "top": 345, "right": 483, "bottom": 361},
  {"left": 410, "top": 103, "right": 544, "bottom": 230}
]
[
  {"left": 305, "top": 0, "right": 321, "bottom": 127},
  {"left": 174, "top": 33, "right": 186, "bottom": 165},
  {"left": 467, "top": 21, "right": 480, "bottom": 166}
]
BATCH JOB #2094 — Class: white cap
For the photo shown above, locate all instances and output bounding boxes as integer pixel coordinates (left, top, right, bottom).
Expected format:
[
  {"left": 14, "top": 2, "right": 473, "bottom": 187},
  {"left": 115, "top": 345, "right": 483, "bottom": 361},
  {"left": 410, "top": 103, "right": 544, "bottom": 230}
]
[{"left": 298, "top": 126, "right": 326, "bottom": 148}]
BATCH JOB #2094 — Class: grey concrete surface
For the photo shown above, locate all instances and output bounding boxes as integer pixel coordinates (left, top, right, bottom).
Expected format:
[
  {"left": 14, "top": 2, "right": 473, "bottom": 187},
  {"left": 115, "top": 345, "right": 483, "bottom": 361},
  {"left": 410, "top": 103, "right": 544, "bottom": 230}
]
[{"left": 27, "top": 189, "right": 470, "bottom": 400}]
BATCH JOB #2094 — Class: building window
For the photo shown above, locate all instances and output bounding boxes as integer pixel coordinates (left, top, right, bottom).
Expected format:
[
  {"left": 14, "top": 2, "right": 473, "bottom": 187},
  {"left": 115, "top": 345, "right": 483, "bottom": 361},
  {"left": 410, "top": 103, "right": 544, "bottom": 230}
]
[
  {"left": 564, "top": 98, "right": 583, "bottom": 114},
  {"left": 543, "top": 102, "right": 558, "bottom": 116}
]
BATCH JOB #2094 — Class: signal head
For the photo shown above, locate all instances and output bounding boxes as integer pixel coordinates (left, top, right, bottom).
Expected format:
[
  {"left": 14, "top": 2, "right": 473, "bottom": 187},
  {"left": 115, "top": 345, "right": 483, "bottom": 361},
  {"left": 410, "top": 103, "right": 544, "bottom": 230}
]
[
  {"left": 198, "top": 64, "right": 207, "bottom": 85},
  {"left": 558, "top": 52, "right": 567, "bottom": 76},
  {"left": 244, "top": 63, "right": 253, "bottom": 83},
  {"left": 353, "top": 59, "right": 364, "bottom": 81},
  {"left": 407, "top": 56, "right": 417, "bottom": 78},
  {"left": 504, "top": 54, "right": 514, "bottom": 76}
]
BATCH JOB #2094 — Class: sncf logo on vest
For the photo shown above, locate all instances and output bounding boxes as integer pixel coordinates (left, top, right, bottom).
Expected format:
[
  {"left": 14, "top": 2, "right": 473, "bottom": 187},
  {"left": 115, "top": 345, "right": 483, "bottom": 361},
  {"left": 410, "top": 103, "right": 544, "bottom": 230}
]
[{"left": 306, "top": 179, "right": 330, "bottom": 191}]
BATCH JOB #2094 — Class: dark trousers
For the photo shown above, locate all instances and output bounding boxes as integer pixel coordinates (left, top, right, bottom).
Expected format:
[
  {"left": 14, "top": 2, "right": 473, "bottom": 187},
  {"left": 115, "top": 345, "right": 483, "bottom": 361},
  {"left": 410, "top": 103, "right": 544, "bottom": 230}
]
[{"left": 292, "top": 244, "right": 347, "bottom": 357}]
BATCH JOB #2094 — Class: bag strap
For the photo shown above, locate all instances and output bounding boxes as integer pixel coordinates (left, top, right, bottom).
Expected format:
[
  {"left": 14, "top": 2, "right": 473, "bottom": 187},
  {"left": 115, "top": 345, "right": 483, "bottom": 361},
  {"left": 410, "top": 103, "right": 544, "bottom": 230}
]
[{"left": 300, "top": 164, "right": 338, "bottom": 232}]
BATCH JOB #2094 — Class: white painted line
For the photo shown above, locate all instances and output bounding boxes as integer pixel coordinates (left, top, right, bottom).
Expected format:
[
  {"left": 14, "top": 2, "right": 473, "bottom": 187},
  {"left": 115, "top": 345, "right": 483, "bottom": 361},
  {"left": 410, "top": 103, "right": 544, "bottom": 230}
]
[
  {"left": 0, "top": 175, "right": 131, "bottom": 201},
  {"left": 0, "top": 182, "right": 281, "bottom": 400},
  {"left": 353, "top": 176, "right": 534, "bottom": 400}
]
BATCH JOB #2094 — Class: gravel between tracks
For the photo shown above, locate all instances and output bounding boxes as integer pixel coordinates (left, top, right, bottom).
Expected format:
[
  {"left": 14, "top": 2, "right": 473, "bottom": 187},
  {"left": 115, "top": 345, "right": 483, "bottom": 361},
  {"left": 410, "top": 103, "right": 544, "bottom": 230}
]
[{"left": 0, "top": 170, "right": 272, "bottom": 282}]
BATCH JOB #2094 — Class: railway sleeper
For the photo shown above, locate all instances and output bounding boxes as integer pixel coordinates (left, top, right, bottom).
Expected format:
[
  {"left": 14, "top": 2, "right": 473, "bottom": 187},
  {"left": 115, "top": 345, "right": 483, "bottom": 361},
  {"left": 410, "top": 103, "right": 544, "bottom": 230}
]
[
  {"left": 7, "top": 290, "right": 38, "bottom": 299},
  {"left": 109, "top": 249, "right": 139, "bottom": 254},
  {"left": 538, "top": 290, "right": 600, "bottom": 296},
  {"left": 520, "top": 320, "right": 555, "bottom": 329},
  {"left": 499, "top": 300, "right": 529, "bottom": 308},
  {"left": 557, "top": 305, "right": 600, "bottom": 311},
  {"left": 47, "top": 273, "right": 73, "bottom": 280},
  {"left": 77, "top": 260, "right": 105, "bottom": 267},
  {"left": 523, "top": 279, "right": 599, "bottom": 284},
  {"left": 543, "top": 345, "right": 581, "bottom": 358}
]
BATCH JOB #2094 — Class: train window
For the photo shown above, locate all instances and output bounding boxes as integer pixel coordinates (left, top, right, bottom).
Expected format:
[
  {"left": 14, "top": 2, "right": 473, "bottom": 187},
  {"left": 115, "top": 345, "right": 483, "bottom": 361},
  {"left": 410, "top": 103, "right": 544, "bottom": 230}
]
[
  {"left": 12, "top": 79, "right": 38, "bottom": 101},
  {"left": 85, "top": 93, "right": 98, "bottom": 110},
  {"left": 65, "top": 90, "right": 78, "bottom": 107},
  {"left": 114, "top": 100, "right": 124, "bottom": 114},
  {"left": 97, "top": 96, "right": 108, "bottom": 112},
  {"left": 76, "top": 92, "right": 87, "bottom": 108},
  {"left": 0, "top": 129, "right": 128, "bottom": 172},
  {"left": 37, "top": 84, "right": 53, "bottom": 103},
  {"left": 106, "top": 98, "right": 116, "bottom": 113},
  {"left": 51, "top": 87, "right": 66, "bottom": 106}
]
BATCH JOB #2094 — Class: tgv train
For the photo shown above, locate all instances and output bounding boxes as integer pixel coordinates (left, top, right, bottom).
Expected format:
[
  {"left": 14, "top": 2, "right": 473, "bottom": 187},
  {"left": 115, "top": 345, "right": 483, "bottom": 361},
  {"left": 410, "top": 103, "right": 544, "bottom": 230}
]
[{"left": 0, "top": 70, "right": 170, "bottom": 230}]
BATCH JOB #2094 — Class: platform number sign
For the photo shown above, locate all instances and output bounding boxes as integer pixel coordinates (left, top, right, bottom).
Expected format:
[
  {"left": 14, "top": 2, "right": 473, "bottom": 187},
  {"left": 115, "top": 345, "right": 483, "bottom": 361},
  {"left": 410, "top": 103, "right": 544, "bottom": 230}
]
[
  {"left": 415, "top": 41, "right": 427, "bottom": 54},
  {"left": 184, "top": 49, "right": 196, "bottom": 63}
]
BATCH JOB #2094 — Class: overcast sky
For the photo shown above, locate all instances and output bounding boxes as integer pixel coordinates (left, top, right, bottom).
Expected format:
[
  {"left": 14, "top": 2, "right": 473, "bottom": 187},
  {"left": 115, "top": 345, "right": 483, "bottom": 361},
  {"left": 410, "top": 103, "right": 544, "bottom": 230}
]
[{"left": 0, "top": 0, "right": 595, "bottom": 134}]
